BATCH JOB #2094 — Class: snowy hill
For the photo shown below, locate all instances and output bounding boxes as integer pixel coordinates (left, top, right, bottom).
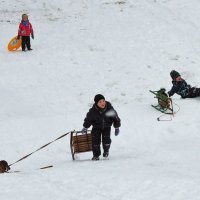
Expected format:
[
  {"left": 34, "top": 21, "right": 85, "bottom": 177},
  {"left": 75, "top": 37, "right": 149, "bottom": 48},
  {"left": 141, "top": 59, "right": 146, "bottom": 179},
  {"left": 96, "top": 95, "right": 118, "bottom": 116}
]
[{"left": 1, "top": 0, "right": 200, "bottom": 199}]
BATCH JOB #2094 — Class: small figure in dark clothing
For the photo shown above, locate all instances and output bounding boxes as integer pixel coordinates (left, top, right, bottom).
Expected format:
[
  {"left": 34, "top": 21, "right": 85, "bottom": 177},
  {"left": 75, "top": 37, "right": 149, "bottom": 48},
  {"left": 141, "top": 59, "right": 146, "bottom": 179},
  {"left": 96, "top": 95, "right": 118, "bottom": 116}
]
[
  {"left": 82, "top": 94, "right": 121, "bottom": 160},
  {"left": 168, "top": 70, "right": 200, "bottom": 98},
  {"left": 17, "top": 14, "right": 34, "bottom": 51}
]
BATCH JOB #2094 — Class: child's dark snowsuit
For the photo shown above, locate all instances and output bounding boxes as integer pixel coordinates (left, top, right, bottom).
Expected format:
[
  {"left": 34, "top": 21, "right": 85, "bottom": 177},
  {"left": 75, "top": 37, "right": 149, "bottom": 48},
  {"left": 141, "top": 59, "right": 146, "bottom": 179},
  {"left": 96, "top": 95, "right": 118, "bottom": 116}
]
[
  {"left": 168, "top": 70, "right": 200, "bottom": 98},
  {"left": 83, "top": 101, "right": 121, "bottom": 157}
]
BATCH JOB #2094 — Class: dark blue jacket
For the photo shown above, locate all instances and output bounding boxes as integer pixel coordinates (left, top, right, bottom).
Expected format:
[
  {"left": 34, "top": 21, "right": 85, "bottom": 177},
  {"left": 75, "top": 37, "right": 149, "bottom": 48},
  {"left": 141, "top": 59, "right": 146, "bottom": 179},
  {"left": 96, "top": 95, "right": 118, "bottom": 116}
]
[
  {"left": 83, "top": 101, "right": 121, "bottom": 129},
  {"left": 168, "top": 79, "right": 191, "bottom": 98}
]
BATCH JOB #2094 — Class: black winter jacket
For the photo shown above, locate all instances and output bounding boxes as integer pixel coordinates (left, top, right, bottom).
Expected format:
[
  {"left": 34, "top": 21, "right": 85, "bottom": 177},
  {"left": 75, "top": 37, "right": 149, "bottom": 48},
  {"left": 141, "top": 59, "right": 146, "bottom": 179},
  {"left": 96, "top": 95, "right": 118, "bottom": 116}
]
[
  {"left": 83, "top": 101, "right": 121, "bottom": 129},
  {"left": 168, "top": 79, "right": 191, "bottom": 98}
]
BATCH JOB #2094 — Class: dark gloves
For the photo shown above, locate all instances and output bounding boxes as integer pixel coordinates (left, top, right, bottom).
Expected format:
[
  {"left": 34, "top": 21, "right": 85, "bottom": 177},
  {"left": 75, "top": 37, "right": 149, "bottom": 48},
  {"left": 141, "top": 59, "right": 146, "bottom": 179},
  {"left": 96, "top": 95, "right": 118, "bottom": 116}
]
[
  {"left": 115, "top": 128, "right": 120, "bottom": 136},
  {"left": 31, "top": 32, "right": 34, "bottom": 39},
  {"left": 17, "top": 35, "right": 20, "bottom": 40},
  {"left": 81, "top": 127, "right": 88, "bottom": 133}
]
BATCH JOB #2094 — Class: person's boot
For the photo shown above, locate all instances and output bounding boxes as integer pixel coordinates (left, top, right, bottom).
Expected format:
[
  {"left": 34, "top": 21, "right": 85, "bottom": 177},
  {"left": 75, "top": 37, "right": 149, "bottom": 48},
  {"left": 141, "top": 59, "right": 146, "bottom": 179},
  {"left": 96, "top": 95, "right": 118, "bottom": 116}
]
[
  {"left": 103, "top": 151, "right": 109, "bottom": 158},
  {"left": 92, "top": 156, "right": 100, "bottom": 161}
]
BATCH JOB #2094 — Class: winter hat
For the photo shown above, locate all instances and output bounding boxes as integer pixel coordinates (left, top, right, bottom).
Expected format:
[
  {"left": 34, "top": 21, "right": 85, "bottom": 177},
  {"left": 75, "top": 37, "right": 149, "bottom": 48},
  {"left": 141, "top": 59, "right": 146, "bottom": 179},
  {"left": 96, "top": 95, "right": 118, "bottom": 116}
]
[
  {"left": 94, "top": 94, "right": 105, "bottom": 104},
  {"left": 170, "top": 70, "right": 180, "bottom": 80},
  {"left": 22, "top": 14, "right": 28, "bottom": 19}
]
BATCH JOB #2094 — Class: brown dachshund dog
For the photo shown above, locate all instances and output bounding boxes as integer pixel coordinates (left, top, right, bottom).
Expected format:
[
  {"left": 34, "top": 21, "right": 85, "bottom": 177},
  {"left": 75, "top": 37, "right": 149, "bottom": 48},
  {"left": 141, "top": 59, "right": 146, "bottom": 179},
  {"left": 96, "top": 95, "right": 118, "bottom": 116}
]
[{"left": 0, "top": 160, "right": 10, "bottom": 173}]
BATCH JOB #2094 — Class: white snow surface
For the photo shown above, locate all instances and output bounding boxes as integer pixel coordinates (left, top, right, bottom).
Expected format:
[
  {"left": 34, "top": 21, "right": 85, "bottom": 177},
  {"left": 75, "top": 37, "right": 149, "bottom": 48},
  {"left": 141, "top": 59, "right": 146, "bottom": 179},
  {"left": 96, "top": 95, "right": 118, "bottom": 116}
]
[{"left": 1, "top": 0, "right": 200, "bottom": 199}]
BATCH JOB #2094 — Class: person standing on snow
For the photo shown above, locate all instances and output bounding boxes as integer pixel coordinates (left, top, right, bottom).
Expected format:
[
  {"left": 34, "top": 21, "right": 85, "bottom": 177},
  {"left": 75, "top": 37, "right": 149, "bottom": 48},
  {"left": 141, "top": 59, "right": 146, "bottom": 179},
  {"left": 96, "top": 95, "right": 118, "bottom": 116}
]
[
  {"left": 82, "top": 94, "right": 121, "bottom": 161},
  {"left": 168, "top": 70, "right": 200, "bottom": 98},
  {"left": 17, "top": 14, "right": 34, "bottom": 51}
]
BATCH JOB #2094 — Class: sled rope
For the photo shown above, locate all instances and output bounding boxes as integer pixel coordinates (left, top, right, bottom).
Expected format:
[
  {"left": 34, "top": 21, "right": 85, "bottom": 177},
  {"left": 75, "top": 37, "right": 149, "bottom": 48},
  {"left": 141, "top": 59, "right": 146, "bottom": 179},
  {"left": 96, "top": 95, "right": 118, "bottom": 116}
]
[
  {"left": 5, "top": 165, "right": 53, "bottom": 174},
  {"left": 9, "top": 131, "right": 73, "bottom": 167}
]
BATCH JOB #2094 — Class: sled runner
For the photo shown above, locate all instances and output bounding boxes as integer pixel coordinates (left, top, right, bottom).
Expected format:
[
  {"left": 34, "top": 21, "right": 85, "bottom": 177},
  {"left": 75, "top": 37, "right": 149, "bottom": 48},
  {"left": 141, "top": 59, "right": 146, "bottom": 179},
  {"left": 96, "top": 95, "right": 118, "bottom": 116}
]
[
  {"left": 7, "top": 36, "right": 22, "bottom": 51},
  {"left": 70, "top": 130, "right": 92, "bottom": 160},
  {"left": 150, "top": 89, "right": 174, "bottom": 114}
]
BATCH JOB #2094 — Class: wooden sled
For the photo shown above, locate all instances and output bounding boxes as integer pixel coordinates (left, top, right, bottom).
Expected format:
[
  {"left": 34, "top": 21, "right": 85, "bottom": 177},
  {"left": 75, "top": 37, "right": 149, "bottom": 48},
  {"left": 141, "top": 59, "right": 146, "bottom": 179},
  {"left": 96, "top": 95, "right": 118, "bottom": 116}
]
[
  {"left": 70, "top": 130, "right": 92, "bottom": 160},
  {"left": 150, "top": 89, "right": 174, "bottom": 114}
]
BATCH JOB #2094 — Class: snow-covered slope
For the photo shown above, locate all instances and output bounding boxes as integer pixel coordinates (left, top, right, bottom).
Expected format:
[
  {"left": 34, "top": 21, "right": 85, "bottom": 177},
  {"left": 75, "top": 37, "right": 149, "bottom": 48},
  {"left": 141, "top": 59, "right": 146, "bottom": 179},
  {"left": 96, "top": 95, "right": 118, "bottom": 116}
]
[{"left": 1, "top": 0, "right": 200, "bottom": 199}]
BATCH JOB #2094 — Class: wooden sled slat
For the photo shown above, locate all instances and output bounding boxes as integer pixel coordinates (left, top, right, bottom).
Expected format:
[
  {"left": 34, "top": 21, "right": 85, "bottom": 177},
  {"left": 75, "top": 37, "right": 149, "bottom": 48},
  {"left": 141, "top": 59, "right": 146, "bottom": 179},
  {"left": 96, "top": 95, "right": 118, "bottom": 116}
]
[{"left": 70, "top": 131, "right": 92, "bottom": 160}]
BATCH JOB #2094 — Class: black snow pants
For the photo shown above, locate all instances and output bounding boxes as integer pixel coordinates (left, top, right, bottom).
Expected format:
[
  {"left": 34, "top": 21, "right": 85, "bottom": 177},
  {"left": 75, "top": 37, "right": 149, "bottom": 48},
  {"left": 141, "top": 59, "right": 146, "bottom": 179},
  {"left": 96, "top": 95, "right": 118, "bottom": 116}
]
[
  {"left": 91, "top": 127, "right": 111, "bottom": 157},
  {"left": 187, "top": 87, "right": 200, "bottom": 98},
  {"left": 22, "top": 36, "right": 31, "bottom": 51}
]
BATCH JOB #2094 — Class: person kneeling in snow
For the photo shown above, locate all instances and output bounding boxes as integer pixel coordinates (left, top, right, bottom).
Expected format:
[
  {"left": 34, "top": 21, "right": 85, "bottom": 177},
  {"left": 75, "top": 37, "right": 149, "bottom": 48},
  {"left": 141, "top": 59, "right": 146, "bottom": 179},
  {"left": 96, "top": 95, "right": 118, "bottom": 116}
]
[
  {"left": 168, "top": 70, "right": 200, "bottom": 98},
  {"left": 82, "top": 94, "right": 121, "bottom": 161}
]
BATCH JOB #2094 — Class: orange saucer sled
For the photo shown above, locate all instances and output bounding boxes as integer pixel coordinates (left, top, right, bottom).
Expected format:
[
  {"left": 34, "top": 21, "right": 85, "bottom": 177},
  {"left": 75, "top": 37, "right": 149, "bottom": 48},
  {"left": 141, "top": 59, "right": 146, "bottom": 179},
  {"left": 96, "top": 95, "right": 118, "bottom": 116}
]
[{"left": 7, "top": 36, "right": 22, "bottom": 51}]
